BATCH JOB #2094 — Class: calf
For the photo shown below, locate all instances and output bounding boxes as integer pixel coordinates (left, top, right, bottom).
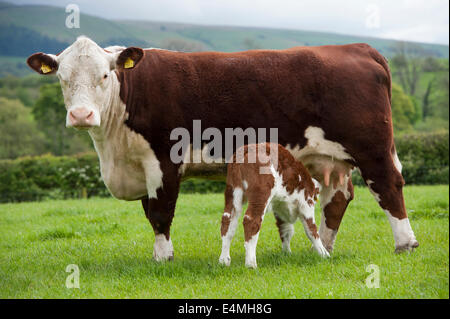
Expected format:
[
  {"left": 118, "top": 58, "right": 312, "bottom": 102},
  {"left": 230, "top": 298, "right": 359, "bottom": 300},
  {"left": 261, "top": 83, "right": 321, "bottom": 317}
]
[{"left": 220, "top": 143, "right": 330, "bottom": 268}]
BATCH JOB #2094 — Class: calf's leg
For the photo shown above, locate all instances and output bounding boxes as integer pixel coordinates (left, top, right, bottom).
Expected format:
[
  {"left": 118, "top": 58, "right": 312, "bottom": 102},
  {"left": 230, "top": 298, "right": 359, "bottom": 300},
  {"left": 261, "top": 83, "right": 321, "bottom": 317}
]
[
  {"left": 299, "top": 205, "right": 330, "bottom": 258},
  {"left": 274, "top": 214, "right": 295, "bottom": 253},
  {"left": 242, "top": 188, "right": 272, "bottom": 269},
  {"left": 219, "top": 184, "right": 244, "bottom": 266}
]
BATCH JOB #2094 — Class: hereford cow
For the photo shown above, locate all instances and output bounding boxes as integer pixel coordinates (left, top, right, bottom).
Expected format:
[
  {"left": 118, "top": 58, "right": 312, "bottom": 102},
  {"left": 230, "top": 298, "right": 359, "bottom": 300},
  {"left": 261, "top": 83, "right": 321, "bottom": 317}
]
[
  {"left": 221, "top": 143, "right": 329, "bottom": 268},
  {"left": 27, "top": 36, "right": 418, "bottom": 261}
]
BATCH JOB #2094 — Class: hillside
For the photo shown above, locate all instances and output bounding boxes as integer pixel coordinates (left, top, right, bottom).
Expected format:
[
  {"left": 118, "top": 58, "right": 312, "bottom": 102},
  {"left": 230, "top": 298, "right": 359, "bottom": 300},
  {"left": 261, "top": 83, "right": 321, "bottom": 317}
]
[{"left": 0, "top": 1, "right": 448, "bottom": 77}]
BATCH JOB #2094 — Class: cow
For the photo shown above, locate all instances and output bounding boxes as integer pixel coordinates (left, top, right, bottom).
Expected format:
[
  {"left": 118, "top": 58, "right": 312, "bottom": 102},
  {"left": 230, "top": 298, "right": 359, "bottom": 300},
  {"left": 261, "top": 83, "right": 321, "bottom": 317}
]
[
  {"left": 27, "top": 36, "right": 418, "bottom": 262},
  {"left": 220, "top": 143, "right": 329, "bottom": 268}
]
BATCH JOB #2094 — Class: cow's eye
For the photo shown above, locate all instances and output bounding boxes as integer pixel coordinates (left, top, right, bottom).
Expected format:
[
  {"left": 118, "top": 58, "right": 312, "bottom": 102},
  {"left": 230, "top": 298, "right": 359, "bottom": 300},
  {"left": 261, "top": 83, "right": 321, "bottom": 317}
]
[{"left": 103, "top": 74, "right": 108, "bottom": 79}]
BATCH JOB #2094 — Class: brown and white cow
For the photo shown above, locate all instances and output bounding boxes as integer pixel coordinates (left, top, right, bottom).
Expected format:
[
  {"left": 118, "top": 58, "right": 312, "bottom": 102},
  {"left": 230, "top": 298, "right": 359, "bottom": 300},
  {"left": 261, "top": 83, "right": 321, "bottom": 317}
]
[
  {"left": 220, "top": 143, "right": 329, "bottom": 268},
  {"left": 27, "top": 36, "right": 418, "bottom": 261}
]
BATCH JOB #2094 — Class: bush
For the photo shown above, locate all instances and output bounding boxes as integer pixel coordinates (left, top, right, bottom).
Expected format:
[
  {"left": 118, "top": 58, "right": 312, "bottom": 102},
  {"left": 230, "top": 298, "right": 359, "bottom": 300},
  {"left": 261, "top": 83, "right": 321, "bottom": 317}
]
[
  {"left": 395, "top": 130, "right": 449, "bottom": 184},
  {"left": 352, "top": 130, "right": 449, "bottom": 186},
  {"left": 0, "top": 131, "right": 448, "bottom": 202},
  {"left": 0, "top": 153, "right": 108, "bottom": 203}
]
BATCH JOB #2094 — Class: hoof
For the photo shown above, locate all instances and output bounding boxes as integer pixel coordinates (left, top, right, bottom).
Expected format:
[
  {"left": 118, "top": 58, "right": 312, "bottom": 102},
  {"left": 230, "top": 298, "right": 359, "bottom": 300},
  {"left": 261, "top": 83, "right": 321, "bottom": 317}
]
[
  {"left": 316, "top": 244, "right": 331, "bottom": 258},
  {"left": 281, "top": 246, "right": 292, "bottom": 253},
  {"left": 219, "top": 255, "right": 231, "bottom": 266},
  {"left": 153, "top": 251, "right": 174, "bottom": 262},
  {"left": 395, "top": 240, "right": 419, "bottom": 254},
  {"left": 245, "top": 259, "right": 257, "bottom": 269}
]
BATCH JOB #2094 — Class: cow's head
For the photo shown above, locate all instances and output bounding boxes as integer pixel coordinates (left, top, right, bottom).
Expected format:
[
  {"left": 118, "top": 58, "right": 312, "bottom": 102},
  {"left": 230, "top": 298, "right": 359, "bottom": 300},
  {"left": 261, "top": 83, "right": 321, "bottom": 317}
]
[{"left": 27, "top": 36, "right": 144, "bottom": 129}]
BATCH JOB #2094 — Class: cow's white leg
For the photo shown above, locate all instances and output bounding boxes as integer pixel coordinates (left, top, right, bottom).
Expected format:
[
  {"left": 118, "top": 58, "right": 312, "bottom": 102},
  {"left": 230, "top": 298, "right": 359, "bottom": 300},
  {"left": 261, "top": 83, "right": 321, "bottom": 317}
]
[
  {"left": 219, "top": 186, "right": 243, "bottom": 266},
  {"left": 318, "top": 175, "right": 354, "bottom": 253},
  {"left": 141, "top": 163, "right": 178, "bottom": 262},
  {"left": 300, "top": 206, "right": 330, "bottom": 258},
  {"left": 358, "top": 153, "right": 418, "bottom": 253},
  {"left": 153, "top": 234, "right": 174, "bottom": 261},
  {"left": 366, "top": 179, "right": 418, "bottom": 252}
]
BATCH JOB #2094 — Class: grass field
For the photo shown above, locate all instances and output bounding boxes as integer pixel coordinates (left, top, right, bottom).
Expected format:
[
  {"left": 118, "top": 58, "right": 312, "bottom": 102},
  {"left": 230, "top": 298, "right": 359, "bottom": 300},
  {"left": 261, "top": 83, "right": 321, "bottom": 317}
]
[{"left": 0, "top": 185, "right": 448, "bottom": 299}]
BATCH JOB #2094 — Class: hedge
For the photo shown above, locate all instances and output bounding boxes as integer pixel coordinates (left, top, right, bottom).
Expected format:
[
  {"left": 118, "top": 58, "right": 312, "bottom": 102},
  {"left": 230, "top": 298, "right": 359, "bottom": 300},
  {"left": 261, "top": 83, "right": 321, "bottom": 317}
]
[
  {"left": 0, "top": 153, "right": 109, "bottom": 203},
  {"left": 0, "top": 131, "right": 448, "bottom": 202}
]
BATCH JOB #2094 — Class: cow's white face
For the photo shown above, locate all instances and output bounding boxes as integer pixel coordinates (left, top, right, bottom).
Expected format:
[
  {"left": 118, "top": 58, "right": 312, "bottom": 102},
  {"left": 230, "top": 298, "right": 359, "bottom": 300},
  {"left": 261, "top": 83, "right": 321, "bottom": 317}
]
[
  {"left": 57, "top": 40, "right": 114, "bottom": 129},
  {"left": 27, "top": 36, "right": 143, "bottom": 130}
]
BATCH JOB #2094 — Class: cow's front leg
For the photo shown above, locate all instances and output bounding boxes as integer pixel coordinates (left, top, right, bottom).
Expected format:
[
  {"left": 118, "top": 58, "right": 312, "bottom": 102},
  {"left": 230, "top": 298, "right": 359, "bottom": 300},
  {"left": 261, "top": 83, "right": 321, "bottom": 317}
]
[
  {"left": 141, "top": 161, "right": 180, "bottom": 262},
  {"left": 141, "top": 196, "right": 176, "bottom": 261}
]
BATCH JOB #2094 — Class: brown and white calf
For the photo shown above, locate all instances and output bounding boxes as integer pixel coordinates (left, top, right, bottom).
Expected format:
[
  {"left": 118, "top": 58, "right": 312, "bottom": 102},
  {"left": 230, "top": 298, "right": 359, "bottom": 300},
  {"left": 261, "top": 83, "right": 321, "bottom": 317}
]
[
  {"left": 27, "top": 36, "right": 418, "bottom": 262},
  {"left": 220, "top": 143, "right": 329, "bottom": 268}
]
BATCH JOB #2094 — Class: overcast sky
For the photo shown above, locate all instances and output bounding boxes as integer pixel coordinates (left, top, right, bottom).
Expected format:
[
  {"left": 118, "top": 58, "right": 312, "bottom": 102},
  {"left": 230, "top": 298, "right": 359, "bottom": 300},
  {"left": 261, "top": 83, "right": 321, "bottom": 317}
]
[{"left": 12, "top": 0, "right": 450, "bottom": 45}]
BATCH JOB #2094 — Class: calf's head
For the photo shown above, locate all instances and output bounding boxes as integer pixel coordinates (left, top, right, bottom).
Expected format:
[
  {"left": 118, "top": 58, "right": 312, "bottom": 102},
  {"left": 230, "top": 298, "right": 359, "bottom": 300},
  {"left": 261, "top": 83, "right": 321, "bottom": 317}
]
[{"left": 27, "top": 36, "right": 143, "bottom": 130}]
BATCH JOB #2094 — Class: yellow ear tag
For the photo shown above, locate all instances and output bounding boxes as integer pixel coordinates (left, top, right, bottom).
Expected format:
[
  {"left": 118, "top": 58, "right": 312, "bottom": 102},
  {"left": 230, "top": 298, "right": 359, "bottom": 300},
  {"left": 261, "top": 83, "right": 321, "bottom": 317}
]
[
  {"left": 124, "top": 57, "right": 134, "bottom": 69},
  {"left": 41, "top": 63, "right": 52, "bottom": 74}
]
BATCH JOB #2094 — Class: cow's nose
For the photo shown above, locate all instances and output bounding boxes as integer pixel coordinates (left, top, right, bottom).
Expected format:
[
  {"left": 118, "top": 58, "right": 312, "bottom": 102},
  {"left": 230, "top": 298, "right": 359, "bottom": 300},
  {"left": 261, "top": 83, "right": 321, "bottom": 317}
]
[{"left": 69, "top": 107, "right": 94, "bottom": 127}]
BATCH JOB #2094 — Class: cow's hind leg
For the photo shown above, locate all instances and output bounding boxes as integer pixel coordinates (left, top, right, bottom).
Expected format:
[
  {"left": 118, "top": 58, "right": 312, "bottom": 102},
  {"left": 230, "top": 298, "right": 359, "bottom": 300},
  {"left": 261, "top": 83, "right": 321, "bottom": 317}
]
[
  {"left": 219, "top": 184, "right": 244, "bottom": 266},
  {"left": 319, "top": 176, "right": 354, "bottom": 253},
  {"left": 359, "top": 155, "right": 418, "bottom": 252}
]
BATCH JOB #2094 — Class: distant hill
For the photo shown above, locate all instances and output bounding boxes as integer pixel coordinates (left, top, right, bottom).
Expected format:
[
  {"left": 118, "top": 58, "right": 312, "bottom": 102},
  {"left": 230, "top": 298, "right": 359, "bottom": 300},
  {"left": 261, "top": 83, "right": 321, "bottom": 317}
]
[{"left": 0, "top": 1, "right": 448, "bottom": 77}]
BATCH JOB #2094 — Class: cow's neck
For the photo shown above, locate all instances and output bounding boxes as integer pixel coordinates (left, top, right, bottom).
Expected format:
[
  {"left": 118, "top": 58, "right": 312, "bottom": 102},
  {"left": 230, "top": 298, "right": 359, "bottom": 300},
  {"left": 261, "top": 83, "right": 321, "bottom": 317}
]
[
  {"left": 86, "top": 72, "right": 158, "bottom": 200},
  {"left": 87, "top": 72, "right": 146, "bottom": 169}
]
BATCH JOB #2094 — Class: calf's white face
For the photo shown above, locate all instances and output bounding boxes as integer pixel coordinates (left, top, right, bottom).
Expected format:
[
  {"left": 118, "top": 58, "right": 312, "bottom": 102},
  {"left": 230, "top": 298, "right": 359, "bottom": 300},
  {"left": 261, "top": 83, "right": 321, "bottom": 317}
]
[{"left": 26, "top": 36, "right": 143, "bottom": 130}]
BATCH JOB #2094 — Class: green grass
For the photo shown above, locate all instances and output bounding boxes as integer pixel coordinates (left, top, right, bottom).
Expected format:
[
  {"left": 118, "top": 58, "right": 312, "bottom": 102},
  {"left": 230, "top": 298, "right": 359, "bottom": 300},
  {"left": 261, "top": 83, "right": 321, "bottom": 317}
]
[{"left": 0, "top": 185, "right": 448, "bottom": 298}]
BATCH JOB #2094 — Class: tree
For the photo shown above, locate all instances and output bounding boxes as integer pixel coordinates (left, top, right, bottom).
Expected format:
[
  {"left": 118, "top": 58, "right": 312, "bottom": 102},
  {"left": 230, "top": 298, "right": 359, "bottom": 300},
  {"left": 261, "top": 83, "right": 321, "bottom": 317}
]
[
  {"left": 421, "top": 57, "right": 448, "bottom": 121},
  {"left": 391, "top": 42, "right": 426, "bottom": 96},
  {"left": 391, "top": 43, "right": 448, "bottom": 130},
  {"left": 0, "top": 97, "right": 45, "bottom": 159},
  {"left": 429, "top": 71, "right": 449, "bottom": 121},
  {"left": 32, "top": 83, "right": 92, "bottom": 156},
  {"left": 391, "top": 83, "right": 417, "bottom": 132}
]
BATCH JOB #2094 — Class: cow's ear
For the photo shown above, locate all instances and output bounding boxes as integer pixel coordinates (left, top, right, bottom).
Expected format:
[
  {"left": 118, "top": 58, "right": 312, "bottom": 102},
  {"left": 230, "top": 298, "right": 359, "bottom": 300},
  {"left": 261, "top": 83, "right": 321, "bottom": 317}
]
[
  {"left": 27, "top": 53, "right": 58, "bottom": 75},
  {"left": 116, "top": 47, "right": 144, "bottom": 70}
]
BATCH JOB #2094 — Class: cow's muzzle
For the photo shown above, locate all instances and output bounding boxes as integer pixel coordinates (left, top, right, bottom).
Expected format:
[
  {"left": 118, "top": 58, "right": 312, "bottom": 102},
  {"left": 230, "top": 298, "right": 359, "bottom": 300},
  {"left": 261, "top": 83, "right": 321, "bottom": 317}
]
[{"left": 67, "top": 107, "right": 100, "bottom": 129}]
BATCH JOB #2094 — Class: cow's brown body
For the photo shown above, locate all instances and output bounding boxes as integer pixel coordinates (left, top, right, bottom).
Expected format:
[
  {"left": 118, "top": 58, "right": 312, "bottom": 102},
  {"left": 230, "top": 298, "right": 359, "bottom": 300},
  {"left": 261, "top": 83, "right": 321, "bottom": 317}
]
[
  {"left": 119, "top": 43, "right": 415, "bottom": 252},
  {"left": 118, "top": 43, "right": 391, "bottom": 163}
]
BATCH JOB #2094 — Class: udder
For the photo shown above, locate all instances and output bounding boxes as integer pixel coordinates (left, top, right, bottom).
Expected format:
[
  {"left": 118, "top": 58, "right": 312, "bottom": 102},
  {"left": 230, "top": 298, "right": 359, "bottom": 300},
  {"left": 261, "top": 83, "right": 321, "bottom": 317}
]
[{"left": 300, "top": 154, "right": 353, "bottom": 188}]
